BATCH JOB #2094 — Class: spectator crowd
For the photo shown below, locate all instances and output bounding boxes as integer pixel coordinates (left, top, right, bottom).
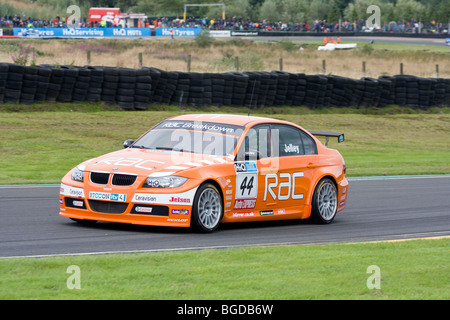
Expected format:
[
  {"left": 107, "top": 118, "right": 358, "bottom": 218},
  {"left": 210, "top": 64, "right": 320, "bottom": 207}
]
[{"left": 1, "top": 13, "right": 449, "bottom": 34}]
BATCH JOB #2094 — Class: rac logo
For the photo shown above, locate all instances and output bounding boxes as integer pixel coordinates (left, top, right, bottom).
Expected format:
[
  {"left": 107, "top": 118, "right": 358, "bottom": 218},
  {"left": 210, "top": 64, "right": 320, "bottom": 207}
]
[{"left": 263, "top": 172, "right": 304, "bottom": 201}]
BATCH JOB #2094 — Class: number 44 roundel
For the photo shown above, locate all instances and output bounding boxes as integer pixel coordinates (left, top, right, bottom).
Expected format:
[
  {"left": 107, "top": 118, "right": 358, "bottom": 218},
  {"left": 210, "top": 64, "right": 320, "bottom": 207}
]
[{"left": 236, "top": 173, "right": 258, "bottom": 199}]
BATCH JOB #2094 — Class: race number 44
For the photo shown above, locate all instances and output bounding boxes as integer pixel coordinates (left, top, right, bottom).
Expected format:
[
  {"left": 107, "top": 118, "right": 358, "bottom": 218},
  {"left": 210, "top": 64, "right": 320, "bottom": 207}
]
[{"left": 236, "top": 173, "right": 257, "bottom": 199}]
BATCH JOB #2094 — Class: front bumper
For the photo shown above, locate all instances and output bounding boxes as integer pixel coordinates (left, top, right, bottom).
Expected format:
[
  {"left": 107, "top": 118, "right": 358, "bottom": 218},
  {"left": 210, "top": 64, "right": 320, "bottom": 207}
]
[{"left": 59, "top": 180, "right": 198, "bottom": 228}]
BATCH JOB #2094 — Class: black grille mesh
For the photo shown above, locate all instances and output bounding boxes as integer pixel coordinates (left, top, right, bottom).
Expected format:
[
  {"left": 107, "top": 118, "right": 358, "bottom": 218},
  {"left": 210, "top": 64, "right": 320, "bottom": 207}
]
[
  {"left": 88, "top": 200, "right": 129, "bottom": 214},
  {"left": 90, "top": 172, "right": 109, "bottom": 184},
  {"left": 112, "top": 174, "right": 137, "bottom": 186}
]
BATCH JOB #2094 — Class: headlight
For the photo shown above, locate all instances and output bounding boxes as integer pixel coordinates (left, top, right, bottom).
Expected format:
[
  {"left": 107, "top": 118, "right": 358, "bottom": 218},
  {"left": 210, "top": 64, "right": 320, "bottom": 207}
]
[
  {"left": 143, "top": 176, "right": 187, "bottom": 188},
  {"left": 71, "top": 167, "right": 84, "bottom": 182}
]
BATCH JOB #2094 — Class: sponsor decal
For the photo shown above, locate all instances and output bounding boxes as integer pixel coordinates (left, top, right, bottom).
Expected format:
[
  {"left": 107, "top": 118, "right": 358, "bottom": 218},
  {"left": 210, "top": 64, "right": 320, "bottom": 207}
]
[
  {"left": 73, "top": 200, "right": 84, "bottom": 207},
  {"left": 59, "top": 199, "right": 63, "bottom": 204},
  {"left": 284, "top": 143, "right": 300, "bottom": 154},
  {"left": 60, "top": 184, "right": 85, "bottom": 198},
  {"left": 135, "top": 206, "right": 153, "bottom": 213},
  {"left": 93, "top": 157, "right": 163, "bottom": 171},
  {"left": 89, "top": 191, "right": 126, "bottom": 202},
  {"left": 235, "top": 161, "right": 258, "bottom": 200},
  {"left": 132, "top": 187, "right": 198, "bottom": 205},
  {"left": 14, "top": 27, "right": 150, "bottom": 38},
  {"left": 172, "top": 209, "right": 190, "bottom": 215},
  {"left": 167, "top": 218, "right": 188, "bottom": 222},
  {"left": 234, "top": 161, "right": 257, "bottom": 173},
  {"left": 260, "top": 210, "right": 273, "bottom": 216},
  {"left": 277, "top": 208, "right": 286, "bottom": 214},
  {"left": 264, "top": 172, "right": 304, "bottom": 201},
  {"left": 339, "top": 200, "right": 345, "bottom": 207},
  {"left": 233, "top": 199, "right": 256, "bottom": 209},
  {"left": 169, "top": 196, "right": 190, "bottom": 204},
  {"left": 133, "top": 194, "right": 156, "bottom": 203},
  {"left": 232, "top": 212, "right": 254, "bottom": 218},
  {"left": 154, "top": 120, "right": 243, "bottom": 135}
]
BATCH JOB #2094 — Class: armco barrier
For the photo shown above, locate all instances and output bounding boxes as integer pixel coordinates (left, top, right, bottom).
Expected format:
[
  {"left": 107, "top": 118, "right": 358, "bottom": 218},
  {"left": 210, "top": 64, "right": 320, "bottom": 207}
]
[{"left": 0, "top": 63, "right": 449, "bottom": 109}]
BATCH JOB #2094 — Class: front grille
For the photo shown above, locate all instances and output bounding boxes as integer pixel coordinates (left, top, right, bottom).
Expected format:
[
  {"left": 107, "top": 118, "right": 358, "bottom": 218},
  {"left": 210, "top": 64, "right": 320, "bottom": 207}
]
[
  {"left": 112, "top": 174, "right": 137, "bottom": 186},
  {"left": 88, "top": 200, "right": 129, "bottom": 214},
  {"left": 90, "top": 172, "right": 110, "bottom": 185}
]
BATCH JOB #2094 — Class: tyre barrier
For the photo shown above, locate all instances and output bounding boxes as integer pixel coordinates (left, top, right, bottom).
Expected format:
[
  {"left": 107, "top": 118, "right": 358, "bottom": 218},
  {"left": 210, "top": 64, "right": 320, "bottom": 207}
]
[{"left": 0, "top": 63, "right": 449, "bottom": 109}]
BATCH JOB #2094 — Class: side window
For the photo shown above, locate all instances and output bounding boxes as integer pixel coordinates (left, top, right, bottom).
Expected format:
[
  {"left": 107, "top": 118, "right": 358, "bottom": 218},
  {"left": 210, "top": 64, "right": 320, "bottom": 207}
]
[
  {"left": 299, "top": 131, "right": 318, "bottom": 155},
  {"left": 277, "top": 125, "right": 303, "bottom": 157},
  {"left": 272, "top": 124, "right": 317, "bottom": 157},
  {"left": 236, "top": 124, "right": 271, "bottom": 160}
]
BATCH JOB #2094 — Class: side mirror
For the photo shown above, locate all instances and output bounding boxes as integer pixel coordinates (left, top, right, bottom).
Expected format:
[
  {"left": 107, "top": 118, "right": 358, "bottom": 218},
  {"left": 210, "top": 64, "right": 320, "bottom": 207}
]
[{"left": 123, "top": 139, "right": 134, "bottom": 149}]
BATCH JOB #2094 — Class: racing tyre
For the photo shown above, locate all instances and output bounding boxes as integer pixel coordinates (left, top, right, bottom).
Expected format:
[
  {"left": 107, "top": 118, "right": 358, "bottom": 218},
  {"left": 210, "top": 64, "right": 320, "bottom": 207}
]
[
  {"left": 191, "top": 183, "right": 223, "bottom": 233},
  {"left": 309, "top": 178, "right": 338, "bottom": 224}
]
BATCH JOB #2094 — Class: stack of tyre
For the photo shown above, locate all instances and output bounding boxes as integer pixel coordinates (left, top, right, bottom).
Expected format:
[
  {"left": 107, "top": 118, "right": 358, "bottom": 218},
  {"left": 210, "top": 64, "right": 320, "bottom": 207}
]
[
  {"left": 243, "top": 72, "right": 261, "bottom": 108},
  {"left": 359, "top": 77, "right": 380, "bottom": 108},
  {"left": 431, "top": 78, "right": 448, "bottom": 107},
  {"left": 227, "top": 72, "right": 248, "bottom": 107},
  {"left": 101, "top": 66, "right": 119, "bottom": 105},
  {"left": 85, "top": 66, "right": 103, "bottom": 103},
  {"left": 211, "top": 73, "right": 226, "bottom": 106},
  {"left": 290, "top": 73, "right": 307, "bottom": 106},
  {"left": 377, "top": 76, "right": 396, "bottom": 107},
  {"left": 269, "top": 71, "right": 287, "bottom": 106},
  {"left": 255, "top": 72, "right": 270, "bottom": 107},
  {"left": 4, "top": 64, "right": 24, "bottom": 103},
  {"left": 186, "top": 72, "right": 204, "bottom": 107},
  {"left": 0, "top": 63, "right": 7, "bottom": 103},
  {"left": 115, "top": 68, "right": 136, "bottom": 109},
  {"left": 134, "top": 68, "right": 152, "bottom": 110},
  {"left": 304, "top": 75, "right": 328, "bottom": 108},
  {"left": 172, "top": 71, "right": 190, "bottom": 106}
]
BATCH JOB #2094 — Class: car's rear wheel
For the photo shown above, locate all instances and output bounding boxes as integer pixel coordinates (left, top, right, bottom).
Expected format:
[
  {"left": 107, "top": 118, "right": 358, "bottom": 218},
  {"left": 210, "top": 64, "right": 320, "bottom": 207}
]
[
  {"left": 191, "top": 183, "right": 223, "bottom": 232},
  {"left": 310, "top": 178, "right": 338, "bottom": 224}
]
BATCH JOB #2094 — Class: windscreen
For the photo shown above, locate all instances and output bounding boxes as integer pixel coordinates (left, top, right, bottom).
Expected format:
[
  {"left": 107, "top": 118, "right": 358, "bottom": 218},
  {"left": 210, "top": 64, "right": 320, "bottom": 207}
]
[{"left": 132, "top": 120, "right": 245, "bottom": 157}]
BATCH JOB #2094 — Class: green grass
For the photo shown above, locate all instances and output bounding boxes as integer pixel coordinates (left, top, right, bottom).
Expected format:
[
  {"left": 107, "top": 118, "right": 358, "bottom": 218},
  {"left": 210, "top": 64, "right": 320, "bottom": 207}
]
[
  {"left": 0, "top": 238, "right": 448, "bottom": 299},
  {"left": 0, "top": 104, "right": 449, "bottom": 184},
  {"left": 1, "top": 105, "right": 449, "bottom": 300}
]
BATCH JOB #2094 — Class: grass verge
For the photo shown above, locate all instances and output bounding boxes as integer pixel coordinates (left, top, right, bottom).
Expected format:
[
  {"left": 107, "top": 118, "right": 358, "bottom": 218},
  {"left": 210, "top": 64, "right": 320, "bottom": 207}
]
[
  {"left": 0, "top": 104, "right": 449, "bottom": 184},
  {"left": 0, "top": 238, "right": 448, "bottom": 300}
]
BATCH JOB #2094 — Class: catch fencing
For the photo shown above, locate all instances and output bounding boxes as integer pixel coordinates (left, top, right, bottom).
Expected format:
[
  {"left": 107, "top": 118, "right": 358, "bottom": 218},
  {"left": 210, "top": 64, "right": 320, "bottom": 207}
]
[{"left": 1, "top": 63, "right": 449, "bottom": 109}]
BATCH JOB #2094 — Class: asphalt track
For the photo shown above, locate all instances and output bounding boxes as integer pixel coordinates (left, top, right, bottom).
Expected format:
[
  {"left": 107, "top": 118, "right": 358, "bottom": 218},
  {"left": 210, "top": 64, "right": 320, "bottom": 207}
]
[{"left": 1, "top": 176, "right": 449, "bottom": 258}]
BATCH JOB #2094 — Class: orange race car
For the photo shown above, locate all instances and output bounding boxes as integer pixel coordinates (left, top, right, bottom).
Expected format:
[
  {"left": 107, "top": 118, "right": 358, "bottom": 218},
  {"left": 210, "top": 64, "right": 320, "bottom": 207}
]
[{"left": 60, "top": 114, "right": 348, "bottom": 232}]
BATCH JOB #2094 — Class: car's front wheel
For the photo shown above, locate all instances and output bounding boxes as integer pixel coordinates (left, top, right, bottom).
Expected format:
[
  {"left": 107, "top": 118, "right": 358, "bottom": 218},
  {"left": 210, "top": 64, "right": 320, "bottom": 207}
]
[
  {"left": 309, "top": 178, "right": 338, "bottom": 224},
  {"left": 191, "top": 183, "right": 223, "bottom": 232}
]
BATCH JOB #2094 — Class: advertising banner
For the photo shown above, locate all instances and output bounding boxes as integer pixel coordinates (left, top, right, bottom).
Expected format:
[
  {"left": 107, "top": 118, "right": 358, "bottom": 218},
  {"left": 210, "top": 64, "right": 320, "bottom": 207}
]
[
  {"left": 155, "top": 28, "right": 202, "bottom": 37},
  {"left": 13, "top": 27, "right": 150, "bottom": 38},
  {"left": 209, "top": 30, "right": 231, "bottom": 38}
]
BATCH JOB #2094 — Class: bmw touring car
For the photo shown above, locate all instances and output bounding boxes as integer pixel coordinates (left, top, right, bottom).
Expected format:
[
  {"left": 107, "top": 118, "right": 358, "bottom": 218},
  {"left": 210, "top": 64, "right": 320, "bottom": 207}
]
[{"left": 60, "top": 114, "right": 348, "bottom": 232}]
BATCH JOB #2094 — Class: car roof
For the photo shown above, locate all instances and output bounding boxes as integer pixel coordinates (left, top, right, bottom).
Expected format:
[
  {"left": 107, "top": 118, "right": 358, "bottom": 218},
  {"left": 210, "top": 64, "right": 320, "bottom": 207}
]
[{"left": 167, "top": 114, "right": 288, "bottom": 127}]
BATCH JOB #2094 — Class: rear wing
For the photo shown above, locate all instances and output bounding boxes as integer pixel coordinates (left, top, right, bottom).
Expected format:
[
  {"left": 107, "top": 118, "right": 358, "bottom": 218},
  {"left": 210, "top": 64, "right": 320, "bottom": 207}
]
[{"left": 310, "top": 131, "right": 344, "bottom": 147}]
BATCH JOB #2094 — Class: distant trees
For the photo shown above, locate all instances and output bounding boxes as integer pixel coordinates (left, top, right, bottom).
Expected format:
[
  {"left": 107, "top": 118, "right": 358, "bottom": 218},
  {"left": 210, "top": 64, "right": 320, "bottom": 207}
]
[{"left": 4, "top": 0, "right": 450, "bottom": 25}]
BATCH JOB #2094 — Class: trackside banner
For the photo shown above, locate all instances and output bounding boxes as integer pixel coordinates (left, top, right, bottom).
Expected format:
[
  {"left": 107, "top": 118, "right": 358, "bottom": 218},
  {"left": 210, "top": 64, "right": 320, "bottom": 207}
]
[
  {"left": 155, "top": 28, "right": 202, "bottom": 37},
  {"left": 13, "top": 27, "right": 151, "bottom": 38}
]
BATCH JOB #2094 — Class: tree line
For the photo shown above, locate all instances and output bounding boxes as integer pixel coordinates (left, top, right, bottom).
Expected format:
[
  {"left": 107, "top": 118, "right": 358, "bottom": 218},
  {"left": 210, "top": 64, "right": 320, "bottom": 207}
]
[{"left": 4, "top": 0, "right": 450, "bottom": 25}]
